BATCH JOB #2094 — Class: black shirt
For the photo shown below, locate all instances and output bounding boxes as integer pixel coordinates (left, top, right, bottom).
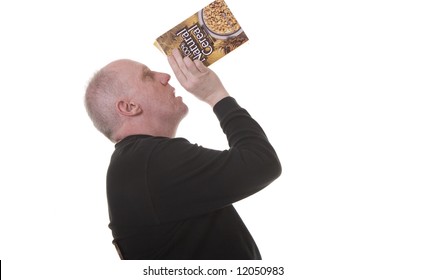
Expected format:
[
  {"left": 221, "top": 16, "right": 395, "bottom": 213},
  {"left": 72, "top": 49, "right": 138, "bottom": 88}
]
[{"left": 107, "top": 97, "right": 281, "bottom": 259}]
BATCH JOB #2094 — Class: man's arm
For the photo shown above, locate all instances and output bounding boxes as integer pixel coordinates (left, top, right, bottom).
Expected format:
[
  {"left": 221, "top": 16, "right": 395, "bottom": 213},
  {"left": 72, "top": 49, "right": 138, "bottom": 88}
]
[{"left": 142, "top": 52, "right": 282, "bottom": 222}]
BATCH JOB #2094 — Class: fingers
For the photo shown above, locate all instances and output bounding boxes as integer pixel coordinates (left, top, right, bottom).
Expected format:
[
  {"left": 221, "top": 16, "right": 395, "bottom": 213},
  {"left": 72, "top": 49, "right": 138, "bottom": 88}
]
[
  {"left": 168, "top": 49, "right": 213, "bottom": 94},
  {"left": 167, "top": 49, "right": 188, "bottom": 83},
  {"left": 194, "top": 59, "right": 209, "bottom": 73},
  {"left": 183, "top": 56, "right": 201, "bottom": 76},
  {"left": 168, "top": 49, "right": 207, "bottom": 77}
]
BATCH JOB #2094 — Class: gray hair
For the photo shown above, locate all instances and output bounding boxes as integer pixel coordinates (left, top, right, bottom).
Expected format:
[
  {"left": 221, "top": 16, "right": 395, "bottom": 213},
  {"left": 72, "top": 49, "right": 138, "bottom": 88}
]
[{"left": 84, "top": 69, "right": 125, "bottom": 142}]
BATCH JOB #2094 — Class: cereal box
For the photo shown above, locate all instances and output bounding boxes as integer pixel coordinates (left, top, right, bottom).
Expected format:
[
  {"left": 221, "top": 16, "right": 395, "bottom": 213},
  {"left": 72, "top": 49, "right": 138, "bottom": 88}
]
[{"left": 154, "top": 0, "right": 249, "bottom": 66}]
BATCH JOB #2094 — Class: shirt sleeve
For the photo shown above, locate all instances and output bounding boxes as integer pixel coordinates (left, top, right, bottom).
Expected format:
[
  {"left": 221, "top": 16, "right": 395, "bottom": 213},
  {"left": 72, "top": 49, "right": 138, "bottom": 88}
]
[{"left": 147, "top": 97, "right": 282, "bottom": 223}]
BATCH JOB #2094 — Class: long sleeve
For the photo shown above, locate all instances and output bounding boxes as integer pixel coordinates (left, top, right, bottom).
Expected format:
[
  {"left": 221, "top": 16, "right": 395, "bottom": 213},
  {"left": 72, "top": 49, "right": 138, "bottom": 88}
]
[{"left": 147, "top": 97, "right": 282, "bottom": 222}]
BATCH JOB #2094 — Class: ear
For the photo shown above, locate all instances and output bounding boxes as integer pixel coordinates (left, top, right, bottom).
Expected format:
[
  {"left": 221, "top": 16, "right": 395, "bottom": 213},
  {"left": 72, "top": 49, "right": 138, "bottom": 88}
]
[{"left": 116, "top": 100, "right": 143, "bottom": 116}]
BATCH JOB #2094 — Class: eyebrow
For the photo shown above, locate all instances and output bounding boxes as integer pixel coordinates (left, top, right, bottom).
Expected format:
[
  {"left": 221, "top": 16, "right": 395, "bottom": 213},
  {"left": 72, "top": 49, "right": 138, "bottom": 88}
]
[
  {"left": 141, "top": 66, "right": 148, "bottom": 78},
  {"left": 141, "top": 66, "right": 154, "bottom": 80}
]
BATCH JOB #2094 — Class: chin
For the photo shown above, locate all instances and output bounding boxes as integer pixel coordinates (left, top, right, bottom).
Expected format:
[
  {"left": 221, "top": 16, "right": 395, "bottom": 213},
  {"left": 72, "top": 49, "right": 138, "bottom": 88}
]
[
  {"left": 179, "top": 101, "right": 189, "bottom": 117},
  {"left": 180, "top": 106, "right": 189, "bottom": 120}
]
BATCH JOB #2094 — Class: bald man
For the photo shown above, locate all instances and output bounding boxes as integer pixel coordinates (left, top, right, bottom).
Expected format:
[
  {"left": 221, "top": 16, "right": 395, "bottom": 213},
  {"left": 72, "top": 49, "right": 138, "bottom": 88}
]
[{"left": 84, "top": 49, "right": 281, "bottom": 259}]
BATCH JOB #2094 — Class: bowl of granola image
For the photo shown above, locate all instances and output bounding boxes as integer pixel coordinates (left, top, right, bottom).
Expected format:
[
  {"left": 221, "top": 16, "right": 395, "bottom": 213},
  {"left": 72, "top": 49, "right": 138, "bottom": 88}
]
[{"left": 198, "top": 0, "right": 243, "bottom": 40}]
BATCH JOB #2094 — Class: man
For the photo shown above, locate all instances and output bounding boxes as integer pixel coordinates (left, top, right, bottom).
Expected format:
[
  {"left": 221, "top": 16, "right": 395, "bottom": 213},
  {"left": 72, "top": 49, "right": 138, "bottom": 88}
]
[{"left": 84, "top": 49, "right": 281, "bottom": 259}]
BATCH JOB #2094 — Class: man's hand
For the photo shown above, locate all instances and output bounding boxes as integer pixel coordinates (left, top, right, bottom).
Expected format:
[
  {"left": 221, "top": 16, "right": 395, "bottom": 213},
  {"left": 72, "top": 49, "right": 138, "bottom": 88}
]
[{"left": 167, "top": 49, "right": 230, "bottom": 107}]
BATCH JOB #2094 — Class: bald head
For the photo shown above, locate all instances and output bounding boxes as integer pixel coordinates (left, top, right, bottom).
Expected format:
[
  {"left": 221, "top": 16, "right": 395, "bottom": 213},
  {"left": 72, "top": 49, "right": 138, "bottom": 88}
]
[
  {"left": 85, "top": 58, "right": 188, "bottom": 142},
  {"left": 103, "top": 59, "right": 139, "bottom": 78}
]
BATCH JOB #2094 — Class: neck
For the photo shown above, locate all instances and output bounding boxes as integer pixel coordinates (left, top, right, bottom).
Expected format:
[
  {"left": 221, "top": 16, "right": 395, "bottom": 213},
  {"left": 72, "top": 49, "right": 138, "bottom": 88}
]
[{"left": 113, "top": 120, "right": 178, "bottom": 143}]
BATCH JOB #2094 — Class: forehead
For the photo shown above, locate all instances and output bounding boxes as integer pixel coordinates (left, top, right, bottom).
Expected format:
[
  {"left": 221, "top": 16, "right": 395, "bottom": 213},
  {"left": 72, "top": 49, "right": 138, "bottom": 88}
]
[{"left": 127, "top": 61, "right": 148, "bottom": 77}]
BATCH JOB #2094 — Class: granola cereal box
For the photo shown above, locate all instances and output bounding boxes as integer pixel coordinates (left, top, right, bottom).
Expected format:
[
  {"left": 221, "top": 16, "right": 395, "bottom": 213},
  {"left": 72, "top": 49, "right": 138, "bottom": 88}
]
[{"left": 154, "top": 0, "right": 249, "bottom": 66}]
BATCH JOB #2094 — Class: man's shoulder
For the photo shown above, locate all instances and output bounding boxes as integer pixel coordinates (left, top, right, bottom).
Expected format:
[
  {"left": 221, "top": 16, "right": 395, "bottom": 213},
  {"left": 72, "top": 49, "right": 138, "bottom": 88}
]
[{"left": 113, "top": 135, "right": 193, "bottom": 156}]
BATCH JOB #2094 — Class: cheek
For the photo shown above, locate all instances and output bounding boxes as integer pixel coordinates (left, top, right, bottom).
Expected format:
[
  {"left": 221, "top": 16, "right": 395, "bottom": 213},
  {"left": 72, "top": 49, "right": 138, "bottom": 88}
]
[{"left": 148, "top": 95, "right": 172, "bottom": 114}]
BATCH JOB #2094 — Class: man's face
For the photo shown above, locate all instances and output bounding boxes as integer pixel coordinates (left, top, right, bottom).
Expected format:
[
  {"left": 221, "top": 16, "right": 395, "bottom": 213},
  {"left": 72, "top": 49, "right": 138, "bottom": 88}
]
[{"left": 122, "top": 60, "right": 189, "bottom": 125}]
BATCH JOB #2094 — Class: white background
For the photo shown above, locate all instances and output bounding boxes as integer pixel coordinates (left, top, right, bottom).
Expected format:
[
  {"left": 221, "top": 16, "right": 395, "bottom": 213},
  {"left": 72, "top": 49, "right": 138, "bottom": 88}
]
[{"left": 0, "top": 0, "right": 425, "bottom": 279}]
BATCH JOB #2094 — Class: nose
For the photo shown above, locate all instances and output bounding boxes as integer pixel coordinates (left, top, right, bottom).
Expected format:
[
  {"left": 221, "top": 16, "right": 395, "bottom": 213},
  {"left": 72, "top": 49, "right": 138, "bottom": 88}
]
[{"left": 159, "top": 72, "right": 171, "bottom": 86}]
